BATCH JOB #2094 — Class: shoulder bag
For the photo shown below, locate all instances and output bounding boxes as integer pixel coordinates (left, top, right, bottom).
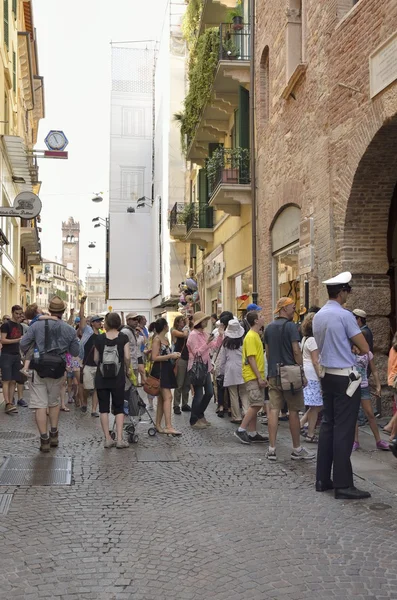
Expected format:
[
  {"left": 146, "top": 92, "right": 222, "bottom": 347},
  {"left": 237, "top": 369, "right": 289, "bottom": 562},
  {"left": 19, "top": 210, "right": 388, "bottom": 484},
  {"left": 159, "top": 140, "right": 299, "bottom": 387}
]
[
  {"left": 189, "top": 353, "right": 208, "bottom": 387},
  {"left": 276, "top": 320, "right": 304, "bottom": 395},
  {"left": 143, "top": 341, "right": 162, "bottom": 396},
  {"left": 31, "top": 321, "right": 66, "bottom": 379}
]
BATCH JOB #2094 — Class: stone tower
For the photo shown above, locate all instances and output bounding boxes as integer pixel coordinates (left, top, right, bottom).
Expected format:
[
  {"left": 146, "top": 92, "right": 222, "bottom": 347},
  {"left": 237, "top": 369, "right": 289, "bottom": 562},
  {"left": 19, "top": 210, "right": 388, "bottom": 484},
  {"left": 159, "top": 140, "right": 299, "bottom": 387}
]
[{"left": 62, "top": 217, "right": 80, "bottom": 279}]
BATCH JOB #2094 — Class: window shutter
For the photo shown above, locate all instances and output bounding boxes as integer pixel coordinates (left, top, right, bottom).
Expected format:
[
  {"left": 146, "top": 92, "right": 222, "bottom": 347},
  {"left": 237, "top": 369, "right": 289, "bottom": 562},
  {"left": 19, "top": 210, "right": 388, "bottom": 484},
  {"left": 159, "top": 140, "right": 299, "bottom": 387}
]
[
  {"left": 12, "top": 50, "right": 16, "bottom": 93},
  {"left": 238, "top": 85, "right": 250, "bottom": 149},
  {"left": 12, "top": 0, "right": 16, "bottom": 18},
  {"left": 4, "top": 0, "right": 9, "bottom": 49}
]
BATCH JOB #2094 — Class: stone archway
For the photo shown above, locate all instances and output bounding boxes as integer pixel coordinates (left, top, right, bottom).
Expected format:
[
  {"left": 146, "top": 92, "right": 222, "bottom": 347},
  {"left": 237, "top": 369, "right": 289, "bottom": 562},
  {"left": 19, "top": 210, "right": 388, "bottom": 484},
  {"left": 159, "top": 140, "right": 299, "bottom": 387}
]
[{"left": 341, "top": 114, "right": 397, "bottom": 367}]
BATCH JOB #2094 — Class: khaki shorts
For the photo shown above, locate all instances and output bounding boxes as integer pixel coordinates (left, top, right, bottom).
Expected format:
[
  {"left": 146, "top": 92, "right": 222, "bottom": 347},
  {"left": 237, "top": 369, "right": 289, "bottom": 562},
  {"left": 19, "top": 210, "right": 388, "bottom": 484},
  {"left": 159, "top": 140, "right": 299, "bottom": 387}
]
[
  {"left": 245, "top": 379, "right": 265, "bottom": 407},
  {"left": 268, "top": 377, "right": 304, "bottom": 412},
  {"left": 83, "top": 365, "right": 97, "bottom": 390},
  {"left": 29, "top": 373, "right": 63, "bottom": 409}
]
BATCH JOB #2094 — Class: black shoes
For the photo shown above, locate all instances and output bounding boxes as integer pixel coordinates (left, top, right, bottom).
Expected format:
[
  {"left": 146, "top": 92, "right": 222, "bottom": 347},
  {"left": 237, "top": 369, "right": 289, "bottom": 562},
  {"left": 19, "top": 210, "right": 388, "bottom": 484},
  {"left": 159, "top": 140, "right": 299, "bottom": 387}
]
[
  {"left": 173, "top": 406, "right": 182, "bottom": 415},
  {"left": 315, "top": 480, "right": 333, "bottom": 492},
  {"left": 334, "top": 486, "right": 371, "bottom": 500},
  {"left": 181, "top": 405, "right": 191, "bottom": 412},
  {"left": 249, "top": 433, "right": 269, "bottom": 443}
]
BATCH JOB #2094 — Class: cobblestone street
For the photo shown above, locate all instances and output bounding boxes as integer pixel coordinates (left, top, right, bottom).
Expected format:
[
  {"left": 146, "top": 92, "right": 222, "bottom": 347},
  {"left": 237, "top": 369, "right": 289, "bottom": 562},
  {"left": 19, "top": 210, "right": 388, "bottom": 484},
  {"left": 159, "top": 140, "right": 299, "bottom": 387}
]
[{"left": 0, "top": 397, "right": 396, "bottom": 600}]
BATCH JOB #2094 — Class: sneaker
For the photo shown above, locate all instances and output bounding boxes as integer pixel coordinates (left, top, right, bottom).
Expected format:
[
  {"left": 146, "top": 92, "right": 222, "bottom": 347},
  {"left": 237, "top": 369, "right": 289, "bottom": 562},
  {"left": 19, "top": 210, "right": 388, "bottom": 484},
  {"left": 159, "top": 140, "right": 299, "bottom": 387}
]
[
  {"left": 104, "top": 439, "right": 116, "bottom": 449},
  {"left": 40, "top": 436, "right": 51, "bottom": 453},
  {"left": 374, "top": 411, "right": 381, "bottom": 419},
  {"left": 173, "top": 406, "right": 182, "bottom": 415},
  {"left": 116, "top": 439, "right": 129, "bottom": 449},
  {"left": 291, "top": 446, "right": 316, "bottom": 460},
  {"left": 202, "top": 418, "right": 212, "bottom": 427},
  {"left": 191, "top": 421, "right": 207, "bottom": 430},
  {"left": 17, "top": 399, "right": 28, "bottom": 407},
  {"left": 181, "top": 404, "right": 191, "bottom": 412},
  {"left": 81, "top": 406, "right": 87, "bottom": 414},
  {"left": 376, "top": 439, "right": 390, "bottom": 451},
  {"left": 234, "top": 429, "right": 251, "bottom": 444},
  {"left": 249, "top": 433, "right": 269, "bottom": 443},
  {"left": 266, "top": 448, "right": 277, "bottom": 461},
  {"left": 49, "top": 430, "right": 59, "bottom": 447},
  {"left": 352, "top": 441, "right": 360, "bottom": 452},
  {"left": 5, "top": 403, "right": 17, "bottom": 414},
  {"left": 91, "top": 412, "right": 100, "bottom": 418}
]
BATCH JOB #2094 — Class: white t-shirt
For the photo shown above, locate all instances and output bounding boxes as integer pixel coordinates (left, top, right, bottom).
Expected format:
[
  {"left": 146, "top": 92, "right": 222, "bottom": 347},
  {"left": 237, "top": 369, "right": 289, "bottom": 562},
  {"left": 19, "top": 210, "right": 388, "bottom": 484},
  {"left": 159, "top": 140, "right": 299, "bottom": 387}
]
[{"left": 302, "top": 336, "right": 319, "bottom": 381}]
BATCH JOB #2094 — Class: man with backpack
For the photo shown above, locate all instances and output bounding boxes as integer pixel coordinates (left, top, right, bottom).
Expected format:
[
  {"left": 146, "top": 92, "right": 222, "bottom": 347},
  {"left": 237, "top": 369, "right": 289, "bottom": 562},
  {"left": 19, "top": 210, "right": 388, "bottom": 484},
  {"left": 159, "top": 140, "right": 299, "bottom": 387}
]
[
  {"left": 20, "top": 296, "right": 80, "bottom": 452},
  {"left": 121, "top": 313, "right": 145, "bottom": 384}
]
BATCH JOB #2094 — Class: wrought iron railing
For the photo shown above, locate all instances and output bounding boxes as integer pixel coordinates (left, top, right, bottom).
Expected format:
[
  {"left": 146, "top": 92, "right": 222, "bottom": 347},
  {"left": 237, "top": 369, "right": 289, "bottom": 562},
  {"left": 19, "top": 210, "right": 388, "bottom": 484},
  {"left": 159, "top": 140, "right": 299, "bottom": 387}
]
[
  {"left": 186, "top": 203, "right": 214, "bottom": 233},
  {"left": 169, "top": 202, "right": 186, "bottom": 229},
  {"left": 207, "top": 148, "right": 250, "bottom": 199},
  {"left": 219, "top": 23, "right": 251, "bottom": 61}
]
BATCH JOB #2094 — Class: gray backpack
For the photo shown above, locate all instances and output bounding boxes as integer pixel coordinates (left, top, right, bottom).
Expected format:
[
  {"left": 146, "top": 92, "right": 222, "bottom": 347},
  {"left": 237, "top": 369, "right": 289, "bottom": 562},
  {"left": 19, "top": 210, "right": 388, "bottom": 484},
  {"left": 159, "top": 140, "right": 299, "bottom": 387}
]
[{"left": 100, "top": 341, "right": 121, "bottom": 379}]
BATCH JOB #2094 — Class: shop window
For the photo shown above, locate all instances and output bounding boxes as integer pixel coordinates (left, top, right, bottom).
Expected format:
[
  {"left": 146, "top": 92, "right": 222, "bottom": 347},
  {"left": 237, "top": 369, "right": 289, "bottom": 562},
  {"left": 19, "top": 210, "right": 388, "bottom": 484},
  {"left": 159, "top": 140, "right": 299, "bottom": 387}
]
[
  {"left": 260, "top": 46, "right": 270, "bottom": 122},
  {"left": 271, "top": 206, "right": 301, "bottom": 319},
  {"left": 234, "top": 269, "right": 253, "bottom": 314}
]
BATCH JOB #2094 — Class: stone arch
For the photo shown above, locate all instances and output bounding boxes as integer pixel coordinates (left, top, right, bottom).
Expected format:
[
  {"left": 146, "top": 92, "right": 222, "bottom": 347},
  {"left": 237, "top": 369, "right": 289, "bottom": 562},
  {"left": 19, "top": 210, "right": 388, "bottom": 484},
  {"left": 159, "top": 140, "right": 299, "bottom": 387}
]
[{"left": 341, "top": 113, "right": 397, "bottom": 357}]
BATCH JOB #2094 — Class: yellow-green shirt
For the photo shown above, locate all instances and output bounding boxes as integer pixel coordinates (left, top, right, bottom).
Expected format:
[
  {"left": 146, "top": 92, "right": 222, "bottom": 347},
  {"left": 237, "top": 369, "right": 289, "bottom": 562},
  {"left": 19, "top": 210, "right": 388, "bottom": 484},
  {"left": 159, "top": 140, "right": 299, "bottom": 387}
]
[{"left": 242, "top": 329, "right": 265, "bottom": 382}]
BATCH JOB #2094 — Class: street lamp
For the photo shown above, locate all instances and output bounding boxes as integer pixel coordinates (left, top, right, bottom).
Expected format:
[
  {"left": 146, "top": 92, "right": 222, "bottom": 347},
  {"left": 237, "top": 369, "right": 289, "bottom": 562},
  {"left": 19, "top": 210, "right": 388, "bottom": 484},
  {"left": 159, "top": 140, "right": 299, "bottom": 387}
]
[
  {"left": 136, "top": 196, "right": 153, "bottom": 209},
  {"left": 88, "top": 242, "right": 96, "bottom": 248},
  {"left": 92, "top": 192, "right": 103, "bottom": 203}
]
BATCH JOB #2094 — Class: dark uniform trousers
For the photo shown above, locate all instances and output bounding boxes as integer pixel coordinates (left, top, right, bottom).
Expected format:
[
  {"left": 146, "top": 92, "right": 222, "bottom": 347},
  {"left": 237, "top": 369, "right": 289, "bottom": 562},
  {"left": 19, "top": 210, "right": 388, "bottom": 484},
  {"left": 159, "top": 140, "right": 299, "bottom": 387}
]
[{"left": 316, "top": 373, "right": 361, "bottom": 489}]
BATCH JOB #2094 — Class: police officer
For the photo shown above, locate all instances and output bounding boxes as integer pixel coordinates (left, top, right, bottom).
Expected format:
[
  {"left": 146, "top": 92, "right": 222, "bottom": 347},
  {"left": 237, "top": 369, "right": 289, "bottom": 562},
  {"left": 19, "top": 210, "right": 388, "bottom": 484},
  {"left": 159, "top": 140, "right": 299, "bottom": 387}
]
[{"left": 313, "top": 272, "right": 371, "bottom": 500}]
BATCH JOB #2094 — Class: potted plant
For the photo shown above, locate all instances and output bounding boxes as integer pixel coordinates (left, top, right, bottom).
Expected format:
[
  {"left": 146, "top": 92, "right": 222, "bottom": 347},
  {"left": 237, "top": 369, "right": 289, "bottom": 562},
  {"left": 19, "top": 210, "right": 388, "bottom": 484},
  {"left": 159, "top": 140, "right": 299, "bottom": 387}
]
[
  {"left": 180, "top": 203, "right": 195, "bottom": 225},
  {"left": 222, "top": 36, "right": 240, "bottom": 59},
  {"left": 227, "top": 4, "right": 244, "bottom": 31}
]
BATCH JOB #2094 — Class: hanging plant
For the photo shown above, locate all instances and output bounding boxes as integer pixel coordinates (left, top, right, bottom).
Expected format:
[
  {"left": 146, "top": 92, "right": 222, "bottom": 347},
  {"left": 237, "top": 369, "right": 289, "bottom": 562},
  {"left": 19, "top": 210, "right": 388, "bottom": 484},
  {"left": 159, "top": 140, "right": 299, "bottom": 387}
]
[{"left": 181, "top": 0, "right": 204, "bottom": 50}]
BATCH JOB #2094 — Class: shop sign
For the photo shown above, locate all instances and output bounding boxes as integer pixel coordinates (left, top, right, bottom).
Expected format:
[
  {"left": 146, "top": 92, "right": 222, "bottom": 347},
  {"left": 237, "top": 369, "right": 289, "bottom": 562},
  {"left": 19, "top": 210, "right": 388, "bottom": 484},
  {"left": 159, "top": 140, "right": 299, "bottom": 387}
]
[
  {"left": 300, "top": 218, "right": 313, "bottom": 246},
  {"left": 370, "top": 30, "right": 397, "bottom": 98},
  {"left": 0, "top": 192, "right": 42, "bottom": 219},
  {"left": 299, "top": 245, "right": 314, "bottom": 275}
]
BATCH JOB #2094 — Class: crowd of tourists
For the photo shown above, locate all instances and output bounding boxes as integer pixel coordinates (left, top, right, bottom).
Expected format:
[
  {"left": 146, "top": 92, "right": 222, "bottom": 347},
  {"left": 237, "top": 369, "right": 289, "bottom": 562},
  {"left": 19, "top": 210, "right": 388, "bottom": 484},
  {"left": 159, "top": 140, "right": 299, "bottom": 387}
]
[{"left": 0, "top": 270, "right": 396, "bottom": 500}]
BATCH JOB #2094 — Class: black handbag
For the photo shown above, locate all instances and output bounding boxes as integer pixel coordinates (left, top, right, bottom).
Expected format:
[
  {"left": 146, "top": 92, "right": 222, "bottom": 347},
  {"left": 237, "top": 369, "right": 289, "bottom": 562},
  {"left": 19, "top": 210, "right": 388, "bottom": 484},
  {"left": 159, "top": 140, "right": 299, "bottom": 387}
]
[
  {"left": 31, "top": 321, "right": 66, "bottom": 379},
  {"left": 188, "top": 354, "right": 208, "bottom": 386}
]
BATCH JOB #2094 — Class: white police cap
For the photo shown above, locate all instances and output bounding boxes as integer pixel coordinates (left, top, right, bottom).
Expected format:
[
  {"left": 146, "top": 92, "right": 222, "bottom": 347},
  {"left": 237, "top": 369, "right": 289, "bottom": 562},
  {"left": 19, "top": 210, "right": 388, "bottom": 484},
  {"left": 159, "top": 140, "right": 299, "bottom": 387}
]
[{"left": 322, "top": 271, "right": 352, "bottom": 286}]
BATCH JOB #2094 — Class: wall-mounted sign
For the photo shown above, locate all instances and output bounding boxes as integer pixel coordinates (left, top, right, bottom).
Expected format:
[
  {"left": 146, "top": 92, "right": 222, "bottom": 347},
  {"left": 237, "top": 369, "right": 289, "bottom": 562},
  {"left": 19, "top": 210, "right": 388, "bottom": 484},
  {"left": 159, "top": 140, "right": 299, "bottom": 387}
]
[
  {"left": 0, "top": 192, "right": 42, "bottom": 219},
  {"left": 300, "top": 218, "right": 313, "bottom": 246},
  {"left": 370, "top": 30, "right": 397, "bottom": 98},
  {"left": 299, "top": 245, "right": 314, "bottom": 275}
]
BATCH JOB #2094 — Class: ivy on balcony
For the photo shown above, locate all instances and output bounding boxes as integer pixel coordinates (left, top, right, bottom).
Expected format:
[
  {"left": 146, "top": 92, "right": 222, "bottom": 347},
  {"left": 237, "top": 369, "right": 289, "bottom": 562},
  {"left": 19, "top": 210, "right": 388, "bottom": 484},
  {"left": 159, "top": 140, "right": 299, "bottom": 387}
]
[
  {"left": 175, "top": 27, "right": 220, "bottom": 154},
  {"left": 181, "top": 0, "right": 204, "bottom": 50}
]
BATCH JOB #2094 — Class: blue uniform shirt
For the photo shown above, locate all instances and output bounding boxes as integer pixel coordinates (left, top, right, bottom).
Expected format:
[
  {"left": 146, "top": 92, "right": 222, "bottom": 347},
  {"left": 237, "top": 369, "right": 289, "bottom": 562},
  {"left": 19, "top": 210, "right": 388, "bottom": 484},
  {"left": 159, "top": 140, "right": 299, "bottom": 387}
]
[{"left": 313, "top": 301, "right": 361, "bottom": 368}]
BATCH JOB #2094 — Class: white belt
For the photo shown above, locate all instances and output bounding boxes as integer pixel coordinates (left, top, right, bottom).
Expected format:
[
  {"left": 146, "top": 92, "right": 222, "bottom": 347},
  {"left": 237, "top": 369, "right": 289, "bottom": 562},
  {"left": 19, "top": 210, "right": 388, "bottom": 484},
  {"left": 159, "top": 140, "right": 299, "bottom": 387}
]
[{"left": 324, "top": 367, "right": 357, "bottom": 377}]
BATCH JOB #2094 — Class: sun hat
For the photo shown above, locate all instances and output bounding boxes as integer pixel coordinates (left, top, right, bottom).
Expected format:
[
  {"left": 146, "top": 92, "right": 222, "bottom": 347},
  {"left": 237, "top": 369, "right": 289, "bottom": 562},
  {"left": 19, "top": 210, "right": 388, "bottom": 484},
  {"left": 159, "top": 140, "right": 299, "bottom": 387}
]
[
  {"left": 353, "top": 308, "right": 367, "bottom": 319},
  {"left": 49, "top": 295, "right": 66, "bottom": 313},
  {"left": 225, "top": 318, "right": 245, "bottom": 339},
  {"left": 193, "top": 311, "right": 210, "bottom": 327},
  {"left": 126, "top": 312, "right": 139, "bottom": 320},
  {"left": 247, "top": 303, "right": 262, "bottom": 311},
  {"left": 90, "top": 315, "right": 103, "bottom": 323},
  {"left": 273, "top": 297, "right": 294, "bottom": 314}
]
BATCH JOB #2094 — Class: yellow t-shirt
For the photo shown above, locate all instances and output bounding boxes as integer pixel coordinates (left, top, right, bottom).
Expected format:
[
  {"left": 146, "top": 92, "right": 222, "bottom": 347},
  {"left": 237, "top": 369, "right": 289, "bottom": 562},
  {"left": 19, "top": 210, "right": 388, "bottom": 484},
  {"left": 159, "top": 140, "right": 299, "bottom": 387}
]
[{"left": 242, "top": 329, "right": 265, "bottom": 382}]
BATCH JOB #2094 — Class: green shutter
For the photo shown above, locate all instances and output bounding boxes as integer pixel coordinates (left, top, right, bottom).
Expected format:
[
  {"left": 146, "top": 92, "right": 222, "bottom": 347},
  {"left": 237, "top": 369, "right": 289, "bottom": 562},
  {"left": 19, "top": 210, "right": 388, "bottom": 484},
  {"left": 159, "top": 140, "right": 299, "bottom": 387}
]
[
  {"left": 198, "top": 169, "right": 211, "bottom": 228},
  {"left": 12, "top": 50, "right": 16, "bottom": 93},
  {"left": 238, "top": 85, "right": 250, "bottom": 149},
  {"left": 12, "top": 0, "right": 16, "bottom": 18},
  {"left": 4, "top": 0, "right": 9, "bottom": 49}
]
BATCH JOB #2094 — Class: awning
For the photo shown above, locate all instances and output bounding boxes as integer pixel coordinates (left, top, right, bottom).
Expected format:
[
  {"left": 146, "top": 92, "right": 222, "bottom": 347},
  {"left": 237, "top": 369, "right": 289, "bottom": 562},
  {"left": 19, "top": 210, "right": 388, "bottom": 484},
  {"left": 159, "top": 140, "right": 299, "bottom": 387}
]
[{"left": 2, "top": 135, "right": 37, "bottom": 192}]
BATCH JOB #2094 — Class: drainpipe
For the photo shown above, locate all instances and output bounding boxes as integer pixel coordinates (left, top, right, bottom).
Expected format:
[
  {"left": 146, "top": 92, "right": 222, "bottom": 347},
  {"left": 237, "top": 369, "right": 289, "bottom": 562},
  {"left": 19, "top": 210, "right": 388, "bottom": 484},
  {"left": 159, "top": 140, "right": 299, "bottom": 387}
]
[{"left": 249, "top": 0, "right": 258, "bottom": 306}]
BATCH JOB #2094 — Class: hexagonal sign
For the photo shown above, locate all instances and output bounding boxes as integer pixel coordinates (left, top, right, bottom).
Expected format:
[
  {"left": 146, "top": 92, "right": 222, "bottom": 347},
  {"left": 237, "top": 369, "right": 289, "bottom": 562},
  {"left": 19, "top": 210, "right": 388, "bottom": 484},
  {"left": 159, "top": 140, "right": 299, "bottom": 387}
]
[{"left": 44, "top": 130, "right": 69, "bottom": 152}]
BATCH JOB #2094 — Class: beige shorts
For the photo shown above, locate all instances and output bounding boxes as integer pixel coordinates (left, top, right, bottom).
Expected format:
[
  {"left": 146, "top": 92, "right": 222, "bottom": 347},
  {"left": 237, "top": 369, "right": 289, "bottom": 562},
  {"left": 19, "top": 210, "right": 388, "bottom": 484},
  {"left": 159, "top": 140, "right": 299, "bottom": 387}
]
[
  {"left": 83, "top": 365, "right": 97, "bottom": 390},
  {"left": 268, "top": 377, "right": 304, "bottom": 412},
  {"left": 245, "top": 379, "right": 265, "bottom": 407},
  {"left": 29, "top": 373, "right": 63, "bottom": 409}
]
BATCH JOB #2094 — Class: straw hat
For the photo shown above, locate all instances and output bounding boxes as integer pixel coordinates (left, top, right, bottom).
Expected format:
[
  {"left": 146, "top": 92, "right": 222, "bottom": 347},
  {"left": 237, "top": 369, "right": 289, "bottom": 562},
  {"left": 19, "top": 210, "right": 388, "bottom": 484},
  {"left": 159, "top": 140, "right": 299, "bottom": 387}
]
[
  {"left": 49, "top": 295, "right": 66, "bottom": 313},
  {"left": 225, "top": 318, "right": 245, "bottom": 339},
  {"left": 192, "top": 311, "right": 210, "bottom": 327}
]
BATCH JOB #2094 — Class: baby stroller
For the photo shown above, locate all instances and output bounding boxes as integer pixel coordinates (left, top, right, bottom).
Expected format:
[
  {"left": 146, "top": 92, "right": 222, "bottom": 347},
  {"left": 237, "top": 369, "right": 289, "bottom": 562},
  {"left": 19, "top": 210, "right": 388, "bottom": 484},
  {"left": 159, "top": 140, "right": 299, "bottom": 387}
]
[{"left": 111, "top": 386, "right": 157, "bottom": 444}]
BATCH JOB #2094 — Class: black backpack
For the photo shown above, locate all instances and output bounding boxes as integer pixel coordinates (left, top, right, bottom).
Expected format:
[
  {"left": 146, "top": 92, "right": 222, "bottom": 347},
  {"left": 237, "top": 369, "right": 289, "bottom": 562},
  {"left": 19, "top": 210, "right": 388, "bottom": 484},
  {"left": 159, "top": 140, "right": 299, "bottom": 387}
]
[{"left": 31, "top": 320, "right": 66, "bottom": 379}]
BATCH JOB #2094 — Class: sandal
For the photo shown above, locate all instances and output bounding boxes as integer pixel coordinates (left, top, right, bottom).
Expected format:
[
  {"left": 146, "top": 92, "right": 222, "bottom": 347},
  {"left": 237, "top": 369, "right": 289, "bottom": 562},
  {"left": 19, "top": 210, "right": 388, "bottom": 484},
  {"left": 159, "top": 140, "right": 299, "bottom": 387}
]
[
  {"left": 163, "top": 428, "right": 182, "bottom": 436},
  {"left": 60, "top": 407, "right": 70, "bottom": 412},
  {"left": 300, "top": 427, "right": 308, "bottom": 437},
  {"left": 305, "top": 434, "right": 319, "bottom": 443},
  {"left": 217, "top": 411, "right": 224, "bottom": 418}
]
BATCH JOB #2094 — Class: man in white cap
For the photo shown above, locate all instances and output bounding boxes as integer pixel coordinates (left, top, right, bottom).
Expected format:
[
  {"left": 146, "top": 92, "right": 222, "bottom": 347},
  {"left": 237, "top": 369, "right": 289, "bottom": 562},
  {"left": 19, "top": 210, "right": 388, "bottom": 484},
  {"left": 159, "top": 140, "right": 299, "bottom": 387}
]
[
  {"left": 352, "top": 308, "right": 374, "bottom": 353},
  {"left": 313, "top": 272, "right": 371, "bottom": 500}
]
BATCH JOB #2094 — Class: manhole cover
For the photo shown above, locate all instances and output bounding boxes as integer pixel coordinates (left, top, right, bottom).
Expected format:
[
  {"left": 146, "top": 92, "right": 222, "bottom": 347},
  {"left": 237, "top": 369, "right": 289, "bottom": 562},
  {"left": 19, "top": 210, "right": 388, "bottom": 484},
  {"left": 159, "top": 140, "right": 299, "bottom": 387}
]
[
  {"left": 0, "top": 456, "right": 72, "bottom": 486},
  {"left": 136, "top": 450, "right": 178, "bottom": 462},
  {"left": 369, "top": 503, "right": 392, "bottom": 511},
  {"left": 0, "top": 431, "right": 36, "bottom": 440}
]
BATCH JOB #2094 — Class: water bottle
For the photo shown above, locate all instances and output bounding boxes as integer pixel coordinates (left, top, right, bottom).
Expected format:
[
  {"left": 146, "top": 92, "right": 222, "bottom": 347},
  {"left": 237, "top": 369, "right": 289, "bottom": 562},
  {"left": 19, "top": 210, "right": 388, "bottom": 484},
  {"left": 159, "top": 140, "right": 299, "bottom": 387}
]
[{"left": 33, "top": 348, "right": 40, "bottom": 361}]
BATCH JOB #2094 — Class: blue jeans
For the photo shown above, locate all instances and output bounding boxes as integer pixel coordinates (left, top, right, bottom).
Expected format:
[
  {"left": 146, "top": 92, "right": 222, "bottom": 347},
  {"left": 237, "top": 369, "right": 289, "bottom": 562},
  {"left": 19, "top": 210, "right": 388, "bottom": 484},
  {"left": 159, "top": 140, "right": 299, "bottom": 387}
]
[{"left": 190, "top": 373, "right": 213, "bottom": 425}]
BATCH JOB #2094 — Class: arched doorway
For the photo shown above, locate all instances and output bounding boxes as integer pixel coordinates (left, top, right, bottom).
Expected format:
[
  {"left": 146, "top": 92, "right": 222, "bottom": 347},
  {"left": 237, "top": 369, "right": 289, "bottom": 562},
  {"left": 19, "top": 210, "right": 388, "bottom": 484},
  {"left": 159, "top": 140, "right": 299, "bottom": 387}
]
[{"left": 341, "top": 114, "right": 397, "bottom": 356}]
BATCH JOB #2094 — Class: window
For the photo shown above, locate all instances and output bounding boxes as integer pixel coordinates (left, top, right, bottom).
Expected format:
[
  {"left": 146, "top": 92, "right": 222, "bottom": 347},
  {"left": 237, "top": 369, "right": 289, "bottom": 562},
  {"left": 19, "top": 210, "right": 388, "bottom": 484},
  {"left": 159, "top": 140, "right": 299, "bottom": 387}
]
[
  {"left": 3, "top": 92, "right": 8, "bottom": 135},
  {"left": 260, "top": 47, "right": 270, "bottom": 122},
  {"left": 12, "top": 0, "right": 16, "bottom": 18},
  {"left": 120, "top": 167, "right": 144, "bottom": 202},
  {"left": 3, "top": 0, "right": 8, "bottom": 50},
  {"left": 122, "top": 107, "right": 145, "bottom": 137},
  {"left": 12, "top": 50, "right": 16, "bottom": 94}
]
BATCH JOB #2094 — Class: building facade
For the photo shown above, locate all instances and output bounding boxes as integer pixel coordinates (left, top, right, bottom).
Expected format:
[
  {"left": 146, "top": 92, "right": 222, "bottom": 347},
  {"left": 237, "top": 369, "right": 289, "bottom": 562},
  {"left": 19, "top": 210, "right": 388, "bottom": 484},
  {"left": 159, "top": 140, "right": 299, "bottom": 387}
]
[
  {"left": 254, "top": 0, "right": 397, "bottom": 377},
  {"left": 85, "top": 272, "right": 106, "bottom": 316},
  {"left": 34, "top": 259, "right": 78, "bottom": 313},
  {"left": 0, "top": 0, "right": 44, "bottom": 314},
  {"left": 170, "top": 0, "right": 253, "bottom": 318}
]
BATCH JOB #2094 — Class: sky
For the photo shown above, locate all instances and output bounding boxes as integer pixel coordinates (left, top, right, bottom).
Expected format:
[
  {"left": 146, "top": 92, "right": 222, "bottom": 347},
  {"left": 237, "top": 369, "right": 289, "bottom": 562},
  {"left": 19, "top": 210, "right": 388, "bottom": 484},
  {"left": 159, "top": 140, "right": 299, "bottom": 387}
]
[{"left": 33, "top": 0, "right": 168, "bottom": 281}]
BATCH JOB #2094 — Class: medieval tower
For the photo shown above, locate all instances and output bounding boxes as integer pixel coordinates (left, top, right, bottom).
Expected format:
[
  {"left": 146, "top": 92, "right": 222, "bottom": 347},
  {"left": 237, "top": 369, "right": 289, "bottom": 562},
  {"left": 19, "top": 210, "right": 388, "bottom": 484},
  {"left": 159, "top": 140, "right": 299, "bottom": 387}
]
[{"left": 62, "top": 217, "right": 80, "bottom": 280}]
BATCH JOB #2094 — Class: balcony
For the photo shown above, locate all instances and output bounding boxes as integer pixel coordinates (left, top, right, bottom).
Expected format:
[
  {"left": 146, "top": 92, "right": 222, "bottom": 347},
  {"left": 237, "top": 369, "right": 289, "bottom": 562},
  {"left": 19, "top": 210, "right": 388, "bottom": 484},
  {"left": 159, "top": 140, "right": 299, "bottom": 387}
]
[
  {"left": 20, "top": 222, "right": 40, "bottom": 254},
  {"left": 207, "top": 147, "right": 251, "bottom": 215},
  {"left": 186, "top": 23, "right": 251, "bottom": 164},
  {"left": 185, "top": 203, "right": 214, "bottom": 247},
  {"left": 198, "top": 0, "right": 237, "bottom": 35},
  {"left": 169, "top": 202, "right": 187, "bottom": 240}
]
